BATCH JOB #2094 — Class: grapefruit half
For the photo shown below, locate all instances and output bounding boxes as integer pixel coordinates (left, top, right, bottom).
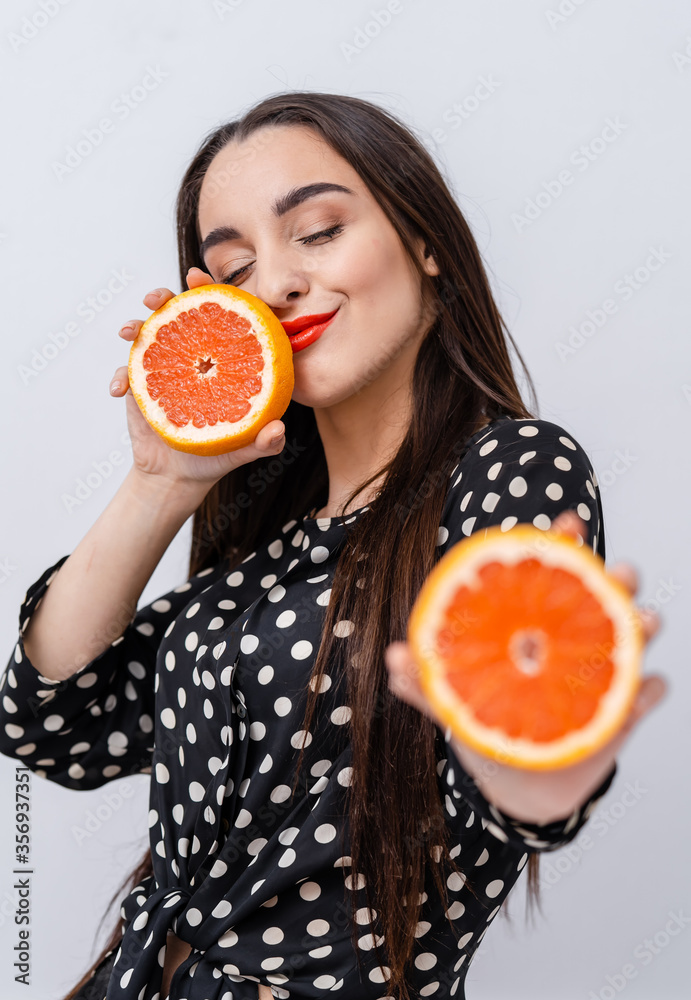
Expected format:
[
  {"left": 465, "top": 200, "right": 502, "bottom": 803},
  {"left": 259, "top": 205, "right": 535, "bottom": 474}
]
[
  {"left": 128, "top": 283, "right": 294, "bottom": 455},
  {"left": 408, "top": 523, "right": 644, "bottom": 769}
]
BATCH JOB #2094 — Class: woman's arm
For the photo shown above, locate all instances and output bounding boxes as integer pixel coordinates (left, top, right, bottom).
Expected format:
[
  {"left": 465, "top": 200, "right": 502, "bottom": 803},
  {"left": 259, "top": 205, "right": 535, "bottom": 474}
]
[{"left": 22, "top": 467, "right": 207, "bottom": 682}]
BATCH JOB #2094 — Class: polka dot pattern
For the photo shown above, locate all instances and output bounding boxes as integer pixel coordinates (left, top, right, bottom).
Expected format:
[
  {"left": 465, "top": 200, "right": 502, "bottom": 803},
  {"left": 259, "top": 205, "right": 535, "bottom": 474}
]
[{"left": 0, "top": 415, "right": 617, "bottom": 999}]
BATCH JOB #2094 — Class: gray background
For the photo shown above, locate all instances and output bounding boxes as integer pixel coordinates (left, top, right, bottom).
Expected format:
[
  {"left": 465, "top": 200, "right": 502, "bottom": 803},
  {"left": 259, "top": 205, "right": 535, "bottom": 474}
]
[{"left": 0, "top": 0, "right": 688, "bottom": 997}]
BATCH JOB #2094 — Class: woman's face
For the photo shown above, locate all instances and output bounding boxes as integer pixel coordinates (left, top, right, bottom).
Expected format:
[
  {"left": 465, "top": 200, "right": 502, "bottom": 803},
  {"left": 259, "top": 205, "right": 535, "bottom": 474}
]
[{"left": 197, "top": 125, "right": 439, "bottom": 409}]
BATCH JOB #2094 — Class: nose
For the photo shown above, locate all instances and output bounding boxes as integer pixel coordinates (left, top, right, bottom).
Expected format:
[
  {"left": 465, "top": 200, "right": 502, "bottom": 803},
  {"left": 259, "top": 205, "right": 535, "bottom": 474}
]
[{"left": 247, "top": 245, "right": 311, "bottom": 311}]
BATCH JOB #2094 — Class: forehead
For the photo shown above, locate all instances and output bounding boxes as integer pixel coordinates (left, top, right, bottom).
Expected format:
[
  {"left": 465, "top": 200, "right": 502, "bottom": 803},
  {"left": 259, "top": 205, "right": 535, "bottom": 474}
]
[{"left": 197, "top": 125, "right": 358, "bottom": 230}]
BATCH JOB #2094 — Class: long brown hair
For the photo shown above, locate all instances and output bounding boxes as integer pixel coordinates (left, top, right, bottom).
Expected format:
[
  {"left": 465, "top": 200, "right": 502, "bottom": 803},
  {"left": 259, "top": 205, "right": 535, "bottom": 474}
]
[{"left": 65, "top": 91, "right": 546, "bottom": 1000}]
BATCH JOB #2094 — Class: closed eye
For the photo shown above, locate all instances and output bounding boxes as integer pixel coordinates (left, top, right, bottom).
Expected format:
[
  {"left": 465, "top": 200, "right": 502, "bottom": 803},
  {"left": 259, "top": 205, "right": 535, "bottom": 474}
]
[{"left": 220, "top": 224, "right": 344, "bottom": 285}]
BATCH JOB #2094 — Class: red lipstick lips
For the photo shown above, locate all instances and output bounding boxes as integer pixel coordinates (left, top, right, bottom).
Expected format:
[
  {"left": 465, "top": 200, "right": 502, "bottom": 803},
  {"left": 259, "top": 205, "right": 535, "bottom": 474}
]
[{"left": 281, "top": 308, "right": 339, "bottom": 353}]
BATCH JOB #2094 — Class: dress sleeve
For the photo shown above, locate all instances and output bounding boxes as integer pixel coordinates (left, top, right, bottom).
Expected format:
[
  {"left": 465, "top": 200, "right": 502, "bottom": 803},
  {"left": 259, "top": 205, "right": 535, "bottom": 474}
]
[
  {"left": 0, "top": 554, "right": 226, "bottom": 790},
  {"left": 434, "top": 416, "right": 615, "bottom": 851},
  {"left": 438, "top": 731, "right": 617, "bottom": 853}
]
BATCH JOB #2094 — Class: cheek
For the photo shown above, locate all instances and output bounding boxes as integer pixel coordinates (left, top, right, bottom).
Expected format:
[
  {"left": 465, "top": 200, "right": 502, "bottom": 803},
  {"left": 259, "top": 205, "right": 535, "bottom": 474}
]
[{"left": 329, "top": 234, "right": 420, "bottom": 318}]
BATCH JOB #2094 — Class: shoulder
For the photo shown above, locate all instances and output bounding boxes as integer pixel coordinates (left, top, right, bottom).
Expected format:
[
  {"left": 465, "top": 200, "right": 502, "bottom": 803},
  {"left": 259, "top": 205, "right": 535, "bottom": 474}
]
[{"left": 440, "top": 416, "right": 604, "bottom": 557}]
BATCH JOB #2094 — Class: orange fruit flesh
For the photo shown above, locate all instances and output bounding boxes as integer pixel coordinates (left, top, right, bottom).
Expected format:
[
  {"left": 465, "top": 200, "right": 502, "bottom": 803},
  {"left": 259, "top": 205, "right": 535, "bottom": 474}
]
[
  {"left": 128, "top": 284, "right": 294, "bottom": 456},
  {"left": 408, "top": 524, "right": 643, "bottom": 769},
  {"left": 438, "top": 558, "right": 615, "bottom": 742},
  {"left": 142, "top": 301, "right": 264, "bottom": 429}
]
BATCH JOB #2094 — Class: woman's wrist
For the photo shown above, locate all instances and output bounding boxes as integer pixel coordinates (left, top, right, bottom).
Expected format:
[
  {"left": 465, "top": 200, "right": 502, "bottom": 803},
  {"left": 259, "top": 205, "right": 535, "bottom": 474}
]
[{"left": 125, "top": 466, "right": 211, "bottom": 519}]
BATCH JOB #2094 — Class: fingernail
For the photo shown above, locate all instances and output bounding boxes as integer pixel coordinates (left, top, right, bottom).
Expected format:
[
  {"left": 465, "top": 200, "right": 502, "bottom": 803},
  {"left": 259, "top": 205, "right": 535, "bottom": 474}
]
[
  {"left": 110, "top": 380, "right": 120, "bottom": 394},
  {"left": 269, "top": 433, "right": 284, "bottom": 448},
  {"left": 120, "top": 322, "right": 134, "bottom": 333},
  {"left": 151, "top": 288, "right": 166, "bottom": 297}
]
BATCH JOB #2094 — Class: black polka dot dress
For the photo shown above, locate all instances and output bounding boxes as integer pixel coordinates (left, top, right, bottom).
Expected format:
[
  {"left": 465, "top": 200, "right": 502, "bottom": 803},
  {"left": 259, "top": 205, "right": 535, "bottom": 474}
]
[{"left": 0, "top": 416, "right": 617, "bottom": 999}]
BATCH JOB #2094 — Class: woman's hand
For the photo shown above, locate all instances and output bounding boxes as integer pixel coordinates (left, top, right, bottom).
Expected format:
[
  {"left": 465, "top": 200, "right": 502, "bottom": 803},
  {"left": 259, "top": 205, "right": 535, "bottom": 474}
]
[
  {"left": 110, "top": 266, "right": 287, "bottom": 491},
  {"left": 383, "top": 510, "right": 669, "bottom": 824}
]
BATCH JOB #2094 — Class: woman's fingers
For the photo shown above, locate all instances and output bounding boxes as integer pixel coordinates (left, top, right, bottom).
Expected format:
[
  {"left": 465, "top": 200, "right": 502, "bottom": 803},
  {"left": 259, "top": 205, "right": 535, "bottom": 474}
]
[
  {"left": 142, "top": 286, "right": 176, "bottom": 310},
  {"left": 118, "top": 319, "right": 143, "bottom": 341},
  {"left": 110, "top": 365, "right": 130, "bottom": 397},
  {"left": 186, "top": 266, "right": 215, "bottom": 288}
]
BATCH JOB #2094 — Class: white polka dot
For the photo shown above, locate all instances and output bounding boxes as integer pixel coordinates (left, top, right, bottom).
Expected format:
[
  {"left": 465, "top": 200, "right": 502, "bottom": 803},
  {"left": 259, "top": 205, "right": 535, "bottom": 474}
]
[
  {"left": 307, "top": 918, "right": 330, "bottom": 936},
  {"left": 518, "top": 425, "right": 539, "bottom": 436},
  {"left": 545, "top": 482, "right": 563, "bottom": 501},
  {"left": 43, "top": 714, "right": 64, "bottom": 731},
  {"left": 315, "top": 589, "right": 331, "bottom": 607},
  {"left": 241, "top": 633, "right": 259, "bottom": 652},
  {"left": 291, "top": 640, "right": 312, "bottom": 660},
  {"left": 420, "top": 982, "right": 440, "bottom": 996},
  {"left": 258, "top": 665, "right": 274, "bottom": 684},
  {"left": 415, "top": 952, "right": 437, "bottom": 970},
  {"left": 250, "top": 722, "right": 266, "bottom": 740},
  {"left": 368, "top": 966, "right": 391, "bottom": 983},
  {"left": 276, "top": 610, "right": 296, "bottom": 628},
  {"left": 533, "top": 513, "right": 551, "bottom": 530},
  {"left": 290, "top": 729, "right": 312, "bottom": 748},
  {"left": 189, "top": 781, "right": 205, "bottom": 802},
  {"left": 475, "top": 848, "right": 489, "bottom": 866},
  {"left": 508, "top": 476, "right": 527, "bottom": 497},
  {"left": 278, "top": 848, "right": 296, "bottom": 867},
  {"left": 186, "top": 908, "right": 202, "bottom": 926},
  {"left": 263, "top": 925, "right": 284, "bottom": 944},
  {"left": 186, "top": 723, "right": 197, "bottom": 743},
  {"left": 155, "top": 763, "right": 170, "bottom": 784},
  {"left": 446, "top": 901, "right": 465, "bottom": 919},
  {"left": 447, "top": 871, "right": 466, "bottom": 891},
  {"left": 481, "top": 492, "right": 500, "bottom": 512},
  {"left": 219, "top": 929, "right": 238, "bottom": 947},
  {"left": 478, "top": 439, "right": 498, "bottom": 455},
  {"left": 278, "top": 826, "right": 300, "bottom": 845},
  {"left": 577, "top": 502, "right": 591, "bottom": 520},
  {"left": 314, "top": 974, "right": 337, "bottom": 988},
  {"left": 315, "top": 823, "right": 337, "bottom": 843},
  {"left": 461, "top": 516, "right": 476, "bottom": 536},
  {"left": 309, "top": 673, "right": 331, "bottom": 693},
  {"left": 160, "top": 708, "right": 176, "bottom": 729},
  {"left": 212, "top": 900, "right": 232, "bottom": 918},
  {"left": 501, "top": 516, "right": 517, "bottom": 531},
  {"left": 485, "top": 878, "right": 504, "bottom": 897},
  {"left": 460, "top": 490, "right": 473, "bottom": 511},
  {"left": 267, "top": 584, "right": 286, "bottom": 603},
  {"left": 437, "top": 526, "right": 449, "bottom": 546},
  {"left": 212, "top": 641, "right": 226, "bottom": 660},
  {"left": 120, "top": 969, "right": 133, "bottom": 987},
  {"left": 554, "top": 455, "right": 571, "bottom": 471},
  {"left": 261, "top": 956, "right": 284, "bottom": 971},
  {"left": 184, "top": 632, "right": 198, "bottom": 652},
  {"left": 270, "top": 784, "right": 292, "bottom": 803},
  {"left": 559, "top": 435, "right": 577, "bottom": 450},
  {"left": 227, "top": 570, "right": 244, "bottom": 586},
  {"left": 333, "top": 619, "right": 354, "bottom": 637},
  {"left": 311, "top": 546, "right": 329, "bottom": 563},
  {"left": 299, "top": 881, "right": 322, "bottom": 900},
  {"left": 337, "top": 767, "right": 353, "bottom": 786},
  {"left": 274, "top": 697, "right": 292, "bottom": 716},
  {"left": 235, "top": 809, "right": 252, "bottom": 828},
  {"left": 330, "top": 706, "right": 352, "bottom": 725},
  {"left": 77, "top": 671, "right": 99, "bottom": 687},
  {"left": 259, "top": 753, "right": 273, "bottom": 773}
]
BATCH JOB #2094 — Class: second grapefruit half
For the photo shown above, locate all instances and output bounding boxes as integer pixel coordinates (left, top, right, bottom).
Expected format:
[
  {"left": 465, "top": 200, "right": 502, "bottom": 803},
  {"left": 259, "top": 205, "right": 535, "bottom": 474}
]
[
  {"left": 408, "top": 523, "right": 644, "bottom": 770},
  {"left": 128, "top": 283, "right": 294, "bottom": 456}
]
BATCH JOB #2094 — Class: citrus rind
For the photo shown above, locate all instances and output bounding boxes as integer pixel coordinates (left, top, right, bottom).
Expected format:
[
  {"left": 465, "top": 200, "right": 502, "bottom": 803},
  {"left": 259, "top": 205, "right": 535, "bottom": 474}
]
[
  {"left": 128, "top": 283, "right": 294, "bottom": 456},
  {"left": 408, "top": 523, "right": 644, "bottom": 770}
]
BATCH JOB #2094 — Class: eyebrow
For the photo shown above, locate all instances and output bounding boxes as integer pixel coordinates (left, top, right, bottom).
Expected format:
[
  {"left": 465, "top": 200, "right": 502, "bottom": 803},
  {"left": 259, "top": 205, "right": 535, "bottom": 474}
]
[{"left": 199, "top": 182, "right": 354, "bottom": 262}]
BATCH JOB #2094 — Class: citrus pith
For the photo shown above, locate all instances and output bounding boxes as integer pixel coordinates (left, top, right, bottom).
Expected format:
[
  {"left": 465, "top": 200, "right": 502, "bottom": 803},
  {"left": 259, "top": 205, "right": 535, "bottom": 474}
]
[
  {"left": 408, "top": 524, "right": 644, "bottom": 770},
  {"left": 128, "top": 283, "right": 294, "bottom": 456}
]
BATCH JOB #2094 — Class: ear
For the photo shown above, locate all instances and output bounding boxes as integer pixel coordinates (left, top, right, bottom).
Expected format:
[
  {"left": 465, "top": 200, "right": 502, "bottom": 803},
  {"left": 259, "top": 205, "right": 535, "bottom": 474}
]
[{"left": 414, "top": 235, "right": 440, "bottom": 277}]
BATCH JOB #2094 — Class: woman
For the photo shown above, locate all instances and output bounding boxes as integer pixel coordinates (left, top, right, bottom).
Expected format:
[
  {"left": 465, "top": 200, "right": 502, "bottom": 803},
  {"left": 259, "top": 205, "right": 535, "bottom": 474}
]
[{"left": 0, "top": 92, "right": 666, "bottom": 1000}]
